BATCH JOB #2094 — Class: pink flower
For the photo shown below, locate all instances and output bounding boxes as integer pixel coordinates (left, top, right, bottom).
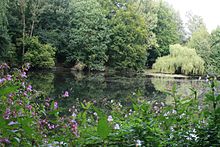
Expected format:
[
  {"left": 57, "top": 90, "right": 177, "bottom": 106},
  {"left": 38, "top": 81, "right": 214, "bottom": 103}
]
[
  {"left": 54, "top": 101, "right": 58, "bottom": 109},
  {"left": 21, "top": 72, "right": 27, "bottom": 78},
  {"left": 63, "top": 91, "right": 69, "bottom": 97},
  {"left": 27, "top": 85, "right": 32, "bottom": 92},
  {"left": 0, "top": 78, "right": 6, "bottom": 84},
  {"left": 23, "top": 63, "right": 31, "bottom": 71},
  {"left": 0, "top": 138, "right": 10, "bottom": 144},
  {"left": 3, "top": 108, "right": 11, "bottom": 120},
  {"left": 70, "top": 121, "right": 79, "bottom": 137},
  {"left": 26, "top": 105, "right": 32, "bottom": 110},
  {"left": 6, "top": 75, "right": 12, "bottom": 81},
  {"left": 23, "top": 91, "right": 27, "bottom": 96},
  {"left": 48, "top": 123, "right": 55, "bottom": 130}
]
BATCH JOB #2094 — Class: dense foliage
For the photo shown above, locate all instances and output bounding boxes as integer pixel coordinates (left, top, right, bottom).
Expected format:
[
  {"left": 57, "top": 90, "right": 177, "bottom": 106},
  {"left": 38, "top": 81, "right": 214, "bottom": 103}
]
[
  {"left": 0, "top": 64, "right": 219, "bottom": 146},
  {"left": 0, "top": 0, "right": 220, "bottom": 73},
  {"left": 187, "top": 26, "right": 211, "bottom": 65},
  {"left": 208, "top": 27, "right": 220, "bottom": 73},
  {"left": 23, "top": 37, "right": 56, "bottom": 69},
  {"left": 153, "top": 44, "right": 205, "bottom": 75},
  {"left": 66, "top": 0, "right": 108, "bottom": 71},
  {"left": 107, "top": 3, "right": 148, "bottom": 70},
  {"left": 149, "top": 1, "right": 183, "bottom": 67}
]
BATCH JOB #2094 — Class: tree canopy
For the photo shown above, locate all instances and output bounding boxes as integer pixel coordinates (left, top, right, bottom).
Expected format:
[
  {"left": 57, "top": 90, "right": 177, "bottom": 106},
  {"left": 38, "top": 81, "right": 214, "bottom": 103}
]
[
  {"left": 0, "top": 0, "right": 219, "bottom": 74},
  {"left": 153, "top": 44, "right": 205, "bottom": 75}
]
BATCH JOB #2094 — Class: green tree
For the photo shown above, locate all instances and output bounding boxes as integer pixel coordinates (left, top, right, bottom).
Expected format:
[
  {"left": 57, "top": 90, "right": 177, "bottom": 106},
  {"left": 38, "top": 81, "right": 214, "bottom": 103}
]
[
  {"left": 24, "top": 37, "right": 56, "bottom": 68},
  {"left": 149, "top": 1, "right": 183, "bottom": 67},
  {"left": 208, "top": 26, "right": 220, "bottom": 73},
  {"left": 186, "top": 12, "right": 205, "bottom": 38},
  {"left": 187, "top": 26, "right": 211, "bottom": 66},
  {"left": 35, "top": 0, "right": 70, "bottom": 63},
  {"left": 0, "top": 0, "right": 10, "bottom": 62},
  {"left": 107, "top": 2, "right": 148, "bottom": 70},
  {"left": 153, "top": 44, "right": 205, "bottom": 75},
  {"left": 66, "top": 0, "right": 108, "bottom": 71}
]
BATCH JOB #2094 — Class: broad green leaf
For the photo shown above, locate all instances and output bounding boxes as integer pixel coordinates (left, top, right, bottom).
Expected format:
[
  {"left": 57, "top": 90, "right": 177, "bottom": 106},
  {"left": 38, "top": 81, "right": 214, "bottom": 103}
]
[{"left": 97, "top": 116, "right": 110, "bottom": 139}]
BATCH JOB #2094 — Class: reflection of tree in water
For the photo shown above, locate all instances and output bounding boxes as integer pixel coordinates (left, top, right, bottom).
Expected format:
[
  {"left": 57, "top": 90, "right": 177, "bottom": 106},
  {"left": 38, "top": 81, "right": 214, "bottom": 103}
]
[
  {"left": 144, "top": 78, "right": 167, "bottom": 101},
  {"left": 53, "top": 72, "right": 148, "bottom": 109},
  {"left": 29, "top": 70, "right": 207, "bottom": 111},
  {"left": 151, "top": 77, "right": 206, "bottom": 104},
  {"left": 28, "top": 71, "right": 55, "bottom": 95}
]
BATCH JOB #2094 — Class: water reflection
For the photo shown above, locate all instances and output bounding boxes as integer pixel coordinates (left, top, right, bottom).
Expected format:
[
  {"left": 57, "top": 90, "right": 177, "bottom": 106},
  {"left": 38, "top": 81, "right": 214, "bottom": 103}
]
[{"left": 28, "top": 71, "right": 206, "bottom": 108}]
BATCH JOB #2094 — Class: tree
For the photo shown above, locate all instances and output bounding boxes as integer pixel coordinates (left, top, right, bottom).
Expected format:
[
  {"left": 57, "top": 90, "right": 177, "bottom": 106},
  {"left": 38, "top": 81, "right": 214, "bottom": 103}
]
[
  {"left": 107, "top": 2, "right": 148, "bottom": 70},
  {"left": 66, "top": 0, "right": 108, "bottom": 71},
  {"left": 149, "top": 1, "right": 183, "bottom": 67},
  {"left": 208, "top": 26, "right": 220, "bottom": 73},
  {"left": 34, "top": 0, "right": 70, "bottom": 63},
  {"left": 185, "top": 12, "right": 206, "bottom": 38},
  {"left": 0, "top": 0, "right": 10, "bottom": 62},
  {"left": 153, "top": 44, "right": 205, "bottom": 75},
  {"left": 187, "top": 26, "right": 211, "bottom": 65}
]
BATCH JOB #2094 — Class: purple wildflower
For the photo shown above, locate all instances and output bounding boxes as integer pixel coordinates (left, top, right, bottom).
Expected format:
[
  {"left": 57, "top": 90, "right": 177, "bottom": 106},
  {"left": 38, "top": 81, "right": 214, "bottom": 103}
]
[
  {"left": 23, "top": 63, "right": 31, "bottom": 71},
  {"left": 8, "top": 121, "right": 18, "bottom": 126},
  {"left": 39, "top": 119, "right": 48, "bottom": 128},
  {"left": 0, "top": 138, "right": 10, "bottom": 144},
  {"left": 21, "top": 71, "right": 27, "bottom": 78},
  {"left": 3, "top": 108, "right": 11, "bottom": 120},
  {"left": 54, "top": 101, "right": 58, "bottom": 109},
  {"left": 23, "top": 91, "right": 27, "bottom": 96},
  {"left": 0, "top": 78, "right": 6, "bottom": 84},
  {"left": 48, "top": 123, "right": 55, "bottom": 130},
  {"left": 107, "top": 115, "right": 113, "bottom": 122},
  {"left": 27, "top": 85, "right": 32, "bottom": 92},
  {"left": 7, "top": 98, "right": 13, "bottom": 105},
  {"left": 70, "top": 121, "right": 79, "bottom": 137},
  {"left": 26, "top": 105, "right": 32, "bottom": 110},
  {"left": 63, "top": 91, "right": 69, "bottom": 97},
  {"left": 5, "top": 75, "right": 12, "bottom": 81},
  {"left": 12, "top": 111, "right": 17, "bottom": 118},
  {"left": 21, "top": 82, "right": 25, "bottom": 88}
]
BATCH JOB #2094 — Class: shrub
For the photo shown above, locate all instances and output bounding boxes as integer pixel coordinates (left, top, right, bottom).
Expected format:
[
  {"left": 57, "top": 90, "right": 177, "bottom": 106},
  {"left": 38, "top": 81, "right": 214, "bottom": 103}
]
[{"left": 24, "top": 37, "right": 56, "bottom": 69}]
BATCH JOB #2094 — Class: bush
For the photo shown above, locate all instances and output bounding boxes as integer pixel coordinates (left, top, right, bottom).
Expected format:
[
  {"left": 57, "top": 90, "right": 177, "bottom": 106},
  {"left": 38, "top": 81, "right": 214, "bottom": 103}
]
[
  {"left": 153, "top": 44, "right": 205, "bottom": 75},
  {"left": 24, "top": 37, "right": 56, "bottom": 69},
  {"left": 0, "top": 64, "right": 77, "bottom": 146}
]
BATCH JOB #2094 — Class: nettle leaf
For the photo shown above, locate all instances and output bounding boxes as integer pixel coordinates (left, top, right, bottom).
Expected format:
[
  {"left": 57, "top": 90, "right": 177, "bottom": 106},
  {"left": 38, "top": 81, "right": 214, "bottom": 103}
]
[
  {"left": 97, "top": 115, "right": 110, "bottom": 139},
  {"left": 0, "top": 86, "right": 18, "bottom": 96}
]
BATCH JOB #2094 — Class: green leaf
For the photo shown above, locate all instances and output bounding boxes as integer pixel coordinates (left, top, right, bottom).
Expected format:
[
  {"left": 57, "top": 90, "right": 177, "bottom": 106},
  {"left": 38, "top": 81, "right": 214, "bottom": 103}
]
[
  {"left": 0, "top": 86, "right": 18, "bottom": 96},
  {"left": 97, "top": 116, "right": 110, "bottom": 139}
]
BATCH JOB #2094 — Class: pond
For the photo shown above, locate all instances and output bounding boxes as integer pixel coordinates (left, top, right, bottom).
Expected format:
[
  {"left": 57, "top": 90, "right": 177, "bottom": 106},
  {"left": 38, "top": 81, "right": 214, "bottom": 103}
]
[{"left": 28, "top": 70, "right": 208, "bottom": 110}]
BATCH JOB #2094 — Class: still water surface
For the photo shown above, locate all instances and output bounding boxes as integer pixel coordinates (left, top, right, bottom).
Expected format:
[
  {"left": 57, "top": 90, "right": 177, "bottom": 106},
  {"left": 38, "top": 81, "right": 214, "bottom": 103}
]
[{"left": 28, "top": 70, "right": 207, "bottom": 108}]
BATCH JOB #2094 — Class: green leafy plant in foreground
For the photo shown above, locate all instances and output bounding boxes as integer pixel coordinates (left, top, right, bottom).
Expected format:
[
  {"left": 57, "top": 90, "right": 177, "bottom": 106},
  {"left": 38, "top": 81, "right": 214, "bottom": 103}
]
[
  {"left": 0, "top": 63, "right": 220, "bottom": 146},
  {"left": 0, "top": 63, "right": 77, "bottom": 146}
]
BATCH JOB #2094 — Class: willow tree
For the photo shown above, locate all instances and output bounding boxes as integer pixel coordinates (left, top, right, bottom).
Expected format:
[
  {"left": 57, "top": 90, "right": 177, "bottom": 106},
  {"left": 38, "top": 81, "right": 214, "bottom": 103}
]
[{"left": 153, "top": 44, "right": 204, "bottom": 75}]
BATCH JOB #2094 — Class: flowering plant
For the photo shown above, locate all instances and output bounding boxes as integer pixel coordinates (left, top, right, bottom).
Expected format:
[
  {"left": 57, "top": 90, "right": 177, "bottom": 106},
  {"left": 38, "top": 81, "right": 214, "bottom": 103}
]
[{"left": 0, "top": 63, "right": 78, "bottom": 146}]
